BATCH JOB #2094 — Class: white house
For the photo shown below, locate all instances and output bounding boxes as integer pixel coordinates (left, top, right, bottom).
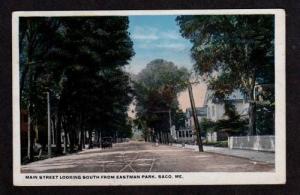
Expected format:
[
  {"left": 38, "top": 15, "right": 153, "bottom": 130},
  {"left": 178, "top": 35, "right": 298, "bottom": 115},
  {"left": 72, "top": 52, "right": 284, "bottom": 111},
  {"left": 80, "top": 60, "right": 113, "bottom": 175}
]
[
  {"left": 185, "top": 107, "right": 207, "bottom": 128},
  {"left": 204, "top": 89, "right": 249, "bottom": 142},
  {"left": 204, "top": 89, "right": 249, "bottom": 122},
  {"left": 176, "top": 107, "right": 207, "bottom": 143}
]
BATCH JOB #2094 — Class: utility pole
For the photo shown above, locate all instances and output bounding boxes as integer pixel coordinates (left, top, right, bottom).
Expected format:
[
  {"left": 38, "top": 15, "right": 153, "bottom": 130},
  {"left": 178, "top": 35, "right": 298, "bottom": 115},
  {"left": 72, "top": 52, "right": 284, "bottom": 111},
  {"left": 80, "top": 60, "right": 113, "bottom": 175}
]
[
  {"left": 47, "top": 91, "right": 51, "bottom": 158},
  {"left": 187, "top": 82, "right": 204, "bottom": 152}
]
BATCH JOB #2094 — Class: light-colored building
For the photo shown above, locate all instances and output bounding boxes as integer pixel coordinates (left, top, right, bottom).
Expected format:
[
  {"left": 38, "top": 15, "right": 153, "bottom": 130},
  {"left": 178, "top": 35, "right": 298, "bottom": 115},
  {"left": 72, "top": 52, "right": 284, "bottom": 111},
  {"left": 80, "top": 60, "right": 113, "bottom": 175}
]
[
  {"left": 176, "top": 107, "right": 207, "bottom": 143},
  {"left": 185, "top": 107, "right": 207, "bottom": 128},
  {"left": 176, "top": 127, "right": 194, "bottom": 143},
  {"left": 204, "top": 89, "right": 249, "bottom": 122},
  {"left": 204, "top": 89, "right": 249, "bottom": 142}
]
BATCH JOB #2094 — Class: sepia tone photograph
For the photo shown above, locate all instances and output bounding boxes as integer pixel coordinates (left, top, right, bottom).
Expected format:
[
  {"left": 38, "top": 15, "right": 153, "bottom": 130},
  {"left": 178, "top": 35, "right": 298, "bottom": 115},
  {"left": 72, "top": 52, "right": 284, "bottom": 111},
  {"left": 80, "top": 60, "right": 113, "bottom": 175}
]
[{"left": 12, "top": 10, "right": 285, "bottom": 185}]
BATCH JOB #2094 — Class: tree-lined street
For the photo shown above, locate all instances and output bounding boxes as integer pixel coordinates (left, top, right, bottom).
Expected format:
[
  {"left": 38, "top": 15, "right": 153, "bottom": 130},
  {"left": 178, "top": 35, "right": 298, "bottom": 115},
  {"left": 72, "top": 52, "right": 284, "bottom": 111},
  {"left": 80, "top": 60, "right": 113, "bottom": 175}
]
[
  {"left": 19, "top": 15, "right": 276, "bottom": 173},
  {"left": 20, "top": 17, "right": 135, "bottom": 161},
  {"left": 21, "top": 141, "right": 274, "bottom": 173}
]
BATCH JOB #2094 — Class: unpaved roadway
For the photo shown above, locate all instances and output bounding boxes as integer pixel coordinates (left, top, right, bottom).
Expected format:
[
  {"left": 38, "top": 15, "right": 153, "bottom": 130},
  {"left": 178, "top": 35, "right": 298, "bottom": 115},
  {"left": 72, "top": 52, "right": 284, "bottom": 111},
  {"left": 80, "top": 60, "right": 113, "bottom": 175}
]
[{"left": 21, "top": 141, "right": 274, "bottom": 173}]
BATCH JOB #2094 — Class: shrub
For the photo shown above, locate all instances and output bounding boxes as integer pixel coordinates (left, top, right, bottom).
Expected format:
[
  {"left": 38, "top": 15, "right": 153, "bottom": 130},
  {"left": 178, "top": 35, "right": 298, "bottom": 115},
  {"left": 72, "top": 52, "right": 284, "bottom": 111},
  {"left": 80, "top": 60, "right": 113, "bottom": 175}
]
[{"left": 203, "top": 141, "right": 228, "bottom": 148}]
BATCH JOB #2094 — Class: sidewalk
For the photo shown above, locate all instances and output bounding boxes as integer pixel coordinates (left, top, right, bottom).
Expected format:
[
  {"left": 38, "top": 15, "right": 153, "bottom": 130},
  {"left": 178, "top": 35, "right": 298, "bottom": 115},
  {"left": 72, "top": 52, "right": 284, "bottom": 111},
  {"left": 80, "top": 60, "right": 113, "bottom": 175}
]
[{"left": 173, "top": 144, "right": 275, "bottom": 164}]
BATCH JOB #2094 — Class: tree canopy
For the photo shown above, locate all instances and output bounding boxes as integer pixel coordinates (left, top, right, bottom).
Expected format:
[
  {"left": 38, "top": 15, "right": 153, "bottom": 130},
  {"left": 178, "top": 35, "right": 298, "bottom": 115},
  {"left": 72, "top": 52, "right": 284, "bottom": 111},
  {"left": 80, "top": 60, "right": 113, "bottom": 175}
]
[
  {"left": 177, "top": 15, "right": 275, "bottom": 135},
  {"left": 133, "top": 59, "right": 189, "bottom": 142},
  {"left": 20, "top": 16, "right": 134, "bottom": 160}
]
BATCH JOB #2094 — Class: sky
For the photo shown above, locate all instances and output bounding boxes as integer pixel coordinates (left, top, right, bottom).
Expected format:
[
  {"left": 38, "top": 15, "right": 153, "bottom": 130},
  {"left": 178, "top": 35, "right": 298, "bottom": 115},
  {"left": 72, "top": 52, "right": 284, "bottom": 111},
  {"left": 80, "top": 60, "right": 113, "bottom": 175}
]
[
  {"left": 127, "top": 15, "right": 193, "bottom": 74},
  {"left": 126, "top": 16, "right": 207, "bottom": 117}
]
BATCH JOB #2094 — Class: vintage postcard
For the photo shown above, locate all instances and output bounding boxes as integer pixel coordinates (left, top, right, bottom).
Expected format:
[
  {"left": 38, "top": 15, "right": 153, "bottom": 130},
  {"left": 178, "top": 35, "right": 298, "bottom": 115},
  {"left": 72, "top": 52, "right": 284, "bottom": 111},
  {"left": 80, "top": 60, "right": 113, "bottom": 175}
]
[{"left": 12, "top": 9, "right": 286, "bottom": 186}]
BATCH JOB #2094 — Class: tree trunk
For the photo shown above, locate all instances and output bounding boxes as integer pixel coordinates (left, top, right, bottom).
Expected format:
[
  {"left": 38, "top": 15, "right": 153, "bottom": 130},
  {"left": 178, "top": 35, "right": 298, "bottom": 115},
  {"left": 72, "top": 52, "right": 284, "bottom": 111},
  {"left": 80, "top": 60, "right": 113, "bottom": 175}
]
[
  {"left": 55, "top": 112, "right": 62, "bottom": 155},
  {"left": 27, "top": 106, "right": 31, "bottom": 159},
  {"left": 166, "top": 133, "right": 170, "bottom": 144},
  {"left": 29, "top": 122, "right": 34, "bottom": 160},
  {"left": 83, "top": 130, "right": 86, "bottom": 149},
  {"left": 20, "top": 63, "right": 30, "bottom": 97},
  {"left": 88, "top": 129, "right": 93, "bottom": 149},
  {"left": 69, "top": 131, "right": 75, "bottom": 153},
  {"left": 79, "top": 128, "right": 84, "bottom": 150},
  {"left": 27, "top": 104, "right": 34, "bottom": 161},
  {"left": 97, "top": 129, "right": 101, "bottom": 148},
  {"left": 159, "top": 131, "right": 162, "bottom": 143},
  {"left": 63, "top": 129, "right": 67, "bottom": 154},
  {"left": 78, "top": 131, "right": 82, "bottom": 151},
  {"left": 248, "top": 102, "right": 257, "bottom": 135},
  {"left": 166, "top": 133, "right": 168, "bottom": 144},
  {"left": 47, "top": 92, "right": 51, "bottom": 158},
  {"left": 77, "top": 115, "right": 83, "bottom": 151},
  {"left": 51, "top": 117, "right": 56, "bottom": 145},
  {"left": 248, "top": 81, "right": 257, "bottom": 135},
  {"left": 26, "top": 53, "right": 34, "bottom": 161}
]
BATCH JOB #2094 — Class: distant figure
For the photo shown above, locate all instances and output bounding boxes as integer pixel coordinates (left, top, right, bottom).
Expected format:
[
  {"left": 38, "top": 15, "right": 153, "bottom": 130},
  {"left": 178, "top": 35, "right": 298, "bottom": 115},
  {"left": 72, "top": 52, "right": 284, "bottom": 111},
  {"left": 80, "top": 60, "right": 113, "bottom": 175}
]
[
  {"left": 33, "top": 142, "right": 42, "bottom": 158},
  {"left": 155, "top": 138, "right": 159, "bottom": 147}
]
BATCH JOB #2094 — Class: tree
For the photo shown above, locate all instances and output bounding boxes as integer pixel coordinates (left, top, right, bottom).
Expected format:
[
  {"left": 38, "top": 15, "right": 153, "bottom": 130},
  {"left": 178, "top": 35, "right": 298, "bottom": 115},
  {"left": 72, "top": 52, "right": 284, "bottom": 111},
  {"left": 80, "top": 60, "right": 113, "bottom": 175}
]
[
  {"left": 133, "top": 59, "right": 189, "bottom": 143},
  {"left": 199, "top": 118, "right": 216, "bottom": 134},
  {"left": 215, "top": 101, "right": 248, "bottom": 136},
  {"left": 177, "top": 15, "right": 274, "bottom": 135},
  {"left": 200, "top": 102, "right": 247, "bottom": 138},
  {"left": 52, "top": 17, "right": 134, "bottom": 150},
  {"left": 133, "top": 118, "right": 149, "bottom": 141},
  {"left": 20, "top": 17, "right": 62, "bottom": 160},
  {"left": 20, "top": 16, "right": 134, "bottom": 161},
  {"left": 255, "top": 85, "right": 275, "bottom": 135},
  {"left": 174, "top": 109, "right": 186, "bottom": 130}
]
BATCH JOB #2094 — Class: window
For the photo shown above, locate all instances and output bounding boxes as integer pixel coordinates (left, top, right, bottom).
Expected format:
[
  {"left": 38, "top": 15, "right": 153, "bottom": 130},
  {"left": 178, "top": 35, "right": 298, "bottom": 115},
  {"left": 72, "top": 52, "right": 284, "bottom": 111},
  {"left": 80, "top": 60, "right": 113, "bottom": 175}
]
[{"left": 212, "top": 106, "right": 215, "bottom": 117}]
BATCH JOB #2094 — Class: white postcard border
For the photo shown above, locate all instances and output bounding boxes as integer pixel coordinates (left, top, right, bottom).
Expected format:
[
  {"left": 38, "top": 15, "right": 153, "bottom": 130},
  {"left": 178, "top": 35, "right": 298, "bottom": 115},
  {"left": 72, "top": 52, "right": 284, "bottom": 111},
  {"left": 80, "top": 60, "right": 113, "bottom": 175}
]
[{"left": 12, "top": 9, "right": 286, "bottom": 186}]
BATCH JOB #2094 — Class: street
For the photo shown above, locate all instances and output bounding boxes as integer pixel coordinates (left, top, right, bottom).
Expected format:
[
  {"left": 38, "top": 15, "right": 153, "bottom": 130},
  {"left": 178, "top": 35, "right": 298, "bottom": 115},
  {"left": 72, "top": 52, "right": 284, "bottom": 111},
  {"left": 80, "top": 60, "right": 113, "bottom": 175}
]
[{"left": 21, "top": 141, "right": 274, "bottom": 173}]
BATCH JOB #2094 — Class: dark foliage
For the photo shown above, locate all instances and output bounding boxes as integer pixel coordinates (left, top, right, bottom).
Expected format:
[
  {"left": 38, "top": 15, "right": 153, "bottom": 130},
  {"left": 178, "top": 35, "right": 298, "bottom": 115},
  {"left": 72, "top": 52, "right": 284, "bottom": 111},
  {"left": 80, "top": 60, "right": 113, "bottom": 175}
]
[{"left": 19, "top": 16, "right": 134, "bottom": 160}]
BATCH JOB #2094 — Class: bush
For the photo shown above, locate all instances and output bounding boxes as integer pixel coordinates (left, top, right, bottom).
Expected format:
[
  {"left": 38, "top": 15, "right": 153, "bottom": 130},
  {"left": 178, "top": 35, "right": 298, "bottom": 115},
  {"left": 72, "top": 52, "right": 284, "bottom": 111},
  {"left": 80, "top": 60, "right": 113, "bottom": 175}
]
[
  {"left": 203, "top": 141, "right": 228, "bottom": 148},
  {"left": 215, "top": 141, "right": 228, "bottom": 147}
]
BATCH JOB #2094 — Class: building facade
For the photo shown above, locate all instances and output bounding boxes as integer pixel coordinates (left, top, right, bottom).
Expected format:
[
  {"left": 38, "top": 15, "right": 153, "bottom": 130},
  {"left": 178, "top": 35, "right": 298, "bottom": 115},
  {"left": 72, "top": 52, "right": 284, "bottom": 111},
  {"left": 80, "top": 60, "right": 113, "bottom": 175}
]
[
  {"left": 204, "top": 89, "right": 249, "bottom": 122},
  {"left": 176, "top": 107, "right": 207, "bottom": 143},
  {"left": 204, "top": 89, "right": 249, "bottom": 142}
]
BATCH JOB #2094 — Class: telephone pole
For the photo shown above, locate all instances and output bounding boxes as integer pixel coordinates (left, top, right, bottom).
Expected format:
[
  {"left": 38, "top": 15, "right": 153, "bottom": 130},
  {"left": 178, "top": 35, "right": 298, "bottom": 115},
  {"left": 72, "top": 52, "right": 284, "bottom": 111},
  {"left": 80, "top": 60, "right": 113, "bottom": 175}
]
[{"left": 187, "top": 82, "right": 204, "bottom": 152}]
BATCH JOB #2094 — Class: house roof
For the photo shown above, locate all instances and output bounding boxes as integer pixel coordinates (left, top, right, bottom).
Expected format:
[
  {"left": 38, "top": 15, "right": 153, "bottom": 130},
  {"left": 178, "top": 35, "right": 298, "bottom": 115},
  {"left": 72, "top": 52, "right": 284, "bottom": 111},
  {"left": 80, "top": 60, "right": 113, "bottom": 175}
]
[
  {"left": 186, "top": 107, "right": 207, "bottom": 117},
  {"left": 226, "top": 90, "right": 245, "bottom": 100},
  {"left": 204, "top": 89, "right": 246, "bottom": 105}
]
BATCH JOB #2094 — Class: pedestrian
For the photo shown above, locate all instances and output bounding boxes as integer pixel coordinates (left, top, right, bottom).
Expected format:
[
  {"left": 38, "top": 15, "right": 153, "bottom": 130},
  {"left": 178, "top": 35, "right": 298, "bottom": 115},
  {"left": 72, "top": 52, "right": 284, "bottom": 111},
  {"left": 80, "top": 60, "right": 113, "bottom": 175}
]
[{"left": 33, "top": 141, "right": 42, "bottom": 159}]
